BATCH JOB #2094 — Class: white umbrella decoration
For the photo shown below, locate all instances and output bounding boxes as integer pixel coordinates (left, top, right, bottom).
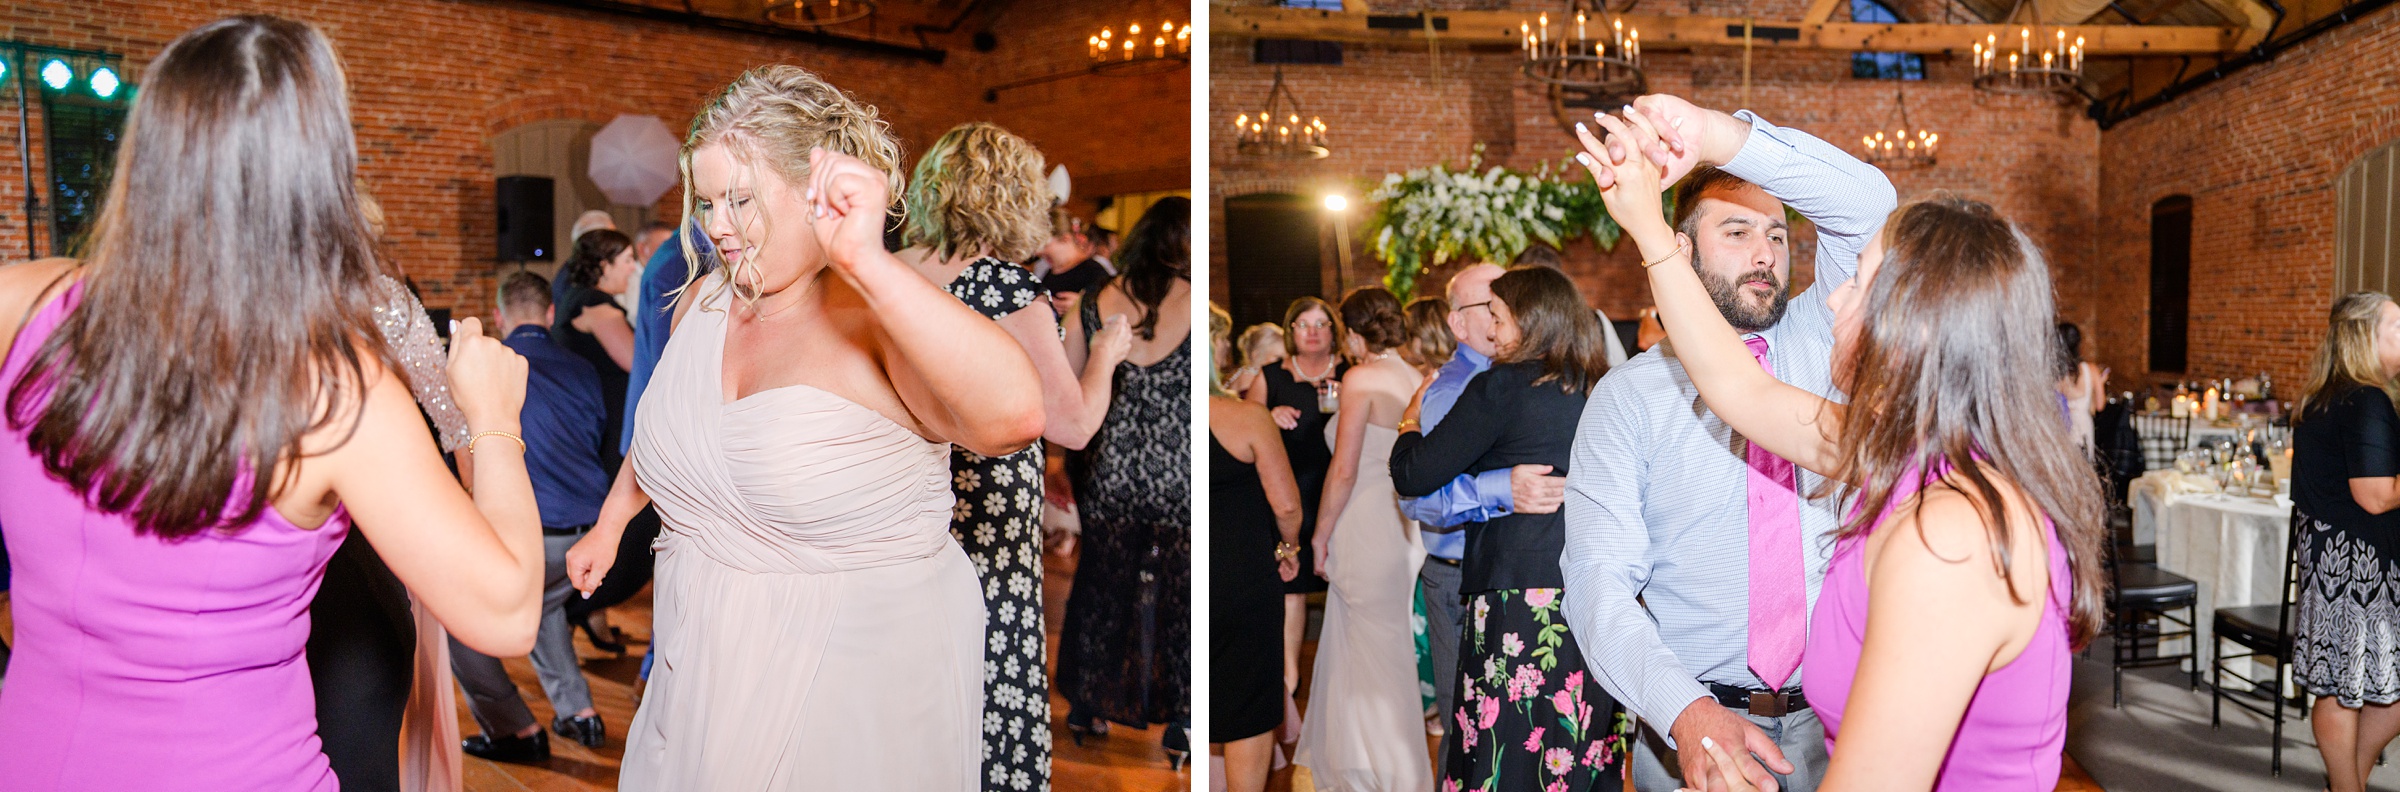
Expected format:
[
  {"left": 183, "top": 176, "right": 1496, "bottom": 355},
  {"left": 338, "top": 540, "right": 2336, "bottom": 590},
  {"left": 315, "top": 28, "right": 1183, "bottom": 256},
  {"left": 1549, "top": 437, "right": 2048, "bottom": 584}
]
[{"left": 588, "top": 115, "right": 683, "bottom": 207}]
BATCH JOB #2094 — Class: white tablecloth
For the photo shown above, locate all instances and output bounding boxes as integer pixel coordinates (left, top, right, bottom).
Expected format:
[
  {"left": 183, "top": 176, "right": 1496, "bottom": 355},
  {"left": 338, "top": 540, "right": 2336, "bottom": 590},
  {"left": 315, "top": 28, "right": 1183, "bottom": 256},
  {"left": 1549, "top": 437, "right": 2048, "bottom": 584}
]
[{"left": 2144, "top": 486, "right": 2293, "bottom": 686}]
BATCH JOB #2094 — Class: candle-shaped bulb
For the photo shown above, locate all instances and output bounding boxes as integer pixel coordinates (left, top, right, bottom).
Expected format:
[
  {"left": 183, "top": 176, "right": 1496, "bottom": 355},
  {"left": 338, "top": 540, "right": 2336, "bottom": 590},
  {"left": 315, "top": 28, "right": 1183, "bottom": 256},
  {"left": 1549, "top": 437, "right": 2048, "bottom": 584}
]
[
  {"left": 1101, "top": 27, "right": 1110, "bottom": 40},
  {"left": 1577, "top": 11, "right": 1586, "bottom": 43},
  {"left": 1130, "top": 23, "right": 1140, "bottom": 36}
]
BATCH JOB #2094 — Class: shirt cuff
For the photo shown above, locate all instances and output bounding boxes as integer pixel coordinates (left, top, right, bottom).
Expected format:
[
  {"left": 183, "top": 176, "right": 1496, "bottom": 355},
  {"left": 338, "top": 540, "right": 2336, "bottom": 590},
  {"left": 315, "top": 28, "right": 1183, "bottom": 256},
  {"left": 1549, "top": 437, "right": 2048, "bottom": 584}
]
[
  {"left": 1474, "top": 467, "right": 1516, "bottom": 513},
  {"left": 1653, "top": 686, "right": 1717, "bottom": 751},
  {"left": 1717, "top": 109, "right": 1789, "bottom": 188}
]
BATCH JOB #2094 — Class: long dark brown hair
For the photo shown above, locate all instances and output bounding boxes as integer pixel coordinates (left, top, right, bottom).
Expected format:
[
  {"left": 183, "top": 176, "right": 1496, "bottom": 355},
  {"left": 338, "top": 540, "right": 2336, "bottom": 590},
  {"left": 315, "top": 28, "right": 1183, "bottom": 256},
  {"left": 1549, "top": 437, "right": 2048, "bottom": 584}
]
[
  {"left": 1830, "top": 195, "right": 2107, "bottom": 647},
  {"left": 6, "top": 15, "right": 396, "bottom": 540},
  {"left": 1109, "top": 196, "right": 1189, "bottom": 341},
  {"left": 1488, "top": 266, "right": 1607, "bottom": 393}
]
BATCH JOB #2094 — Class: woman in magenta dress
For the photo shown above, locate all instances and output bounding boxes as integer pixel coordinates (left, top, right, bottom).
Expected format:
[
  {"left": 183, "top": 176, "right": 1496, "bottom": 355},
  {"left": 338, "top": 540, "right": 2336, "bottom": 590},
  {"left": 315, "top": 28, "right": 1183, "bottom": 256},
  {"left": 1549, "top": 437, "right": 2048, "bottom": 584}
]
[
  {"left": 1579, "top": 97, "right": 2106, "bottom": 791},
  {"left": 0, "top": 16, "right": 548, "bottom": 791}
]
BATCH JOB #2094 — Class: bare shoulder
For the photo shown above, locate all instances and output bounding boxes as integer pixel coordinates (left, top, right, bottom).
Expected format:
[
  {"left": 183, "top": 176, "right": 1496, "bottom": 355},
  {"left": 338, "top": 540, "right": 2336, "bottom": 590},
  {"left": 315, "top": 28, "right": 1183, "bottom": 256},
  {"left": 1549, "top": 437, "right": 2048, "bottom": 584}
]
[
  {"left": 0, "top": 258, "right": 82, "bottom": 313},
  {"left": 1874, "top": 476, "right": 2049, "bottom": 594},
  {"left": 1211, "top": 395, "right": 1272, "bottom": 438}
]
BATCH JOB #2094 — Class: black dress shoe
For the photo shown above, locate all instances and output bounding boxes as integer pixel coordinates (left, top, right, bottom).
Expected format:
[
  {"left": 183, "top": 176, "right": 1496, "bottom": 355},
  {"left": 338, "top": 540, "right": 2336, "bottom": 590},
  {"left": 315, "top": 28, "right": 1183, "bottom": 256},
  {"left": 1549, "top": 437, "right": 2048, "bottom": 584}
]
[
  {"left": 553, "top": 713, "right": 605, "bottom": 748},
  {"left": 462, "top": 729, "right": 550, "bottom": 764}
]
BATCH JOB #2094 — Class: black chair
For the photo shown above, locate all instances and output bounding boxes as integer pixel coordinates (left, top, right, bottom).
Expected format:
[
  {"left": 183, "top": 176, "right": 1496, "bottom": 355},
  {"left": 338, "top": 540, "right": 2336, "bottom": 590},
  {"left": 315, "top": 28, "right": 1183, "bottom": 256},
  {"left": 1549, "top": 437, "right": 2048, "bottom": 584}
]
[
  {"left": 2109, "top": 545, "right": 2202, "bottom": 707},
  {"left": 2210, "top": 510, "right": 2307, "bottom": 775}
]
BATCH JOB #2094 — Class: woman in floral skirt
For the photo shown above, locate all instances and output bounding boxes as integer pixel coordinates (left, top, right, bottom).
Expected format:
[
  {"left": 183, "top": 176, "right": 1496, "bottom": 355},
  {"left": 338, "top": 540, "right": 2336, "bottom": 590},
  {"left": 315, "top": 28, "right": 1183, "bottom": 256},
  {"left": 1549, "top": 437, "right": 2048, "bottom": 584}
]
[{"left": 1390, "top": 265, "right": 1630, "bottom": 791}]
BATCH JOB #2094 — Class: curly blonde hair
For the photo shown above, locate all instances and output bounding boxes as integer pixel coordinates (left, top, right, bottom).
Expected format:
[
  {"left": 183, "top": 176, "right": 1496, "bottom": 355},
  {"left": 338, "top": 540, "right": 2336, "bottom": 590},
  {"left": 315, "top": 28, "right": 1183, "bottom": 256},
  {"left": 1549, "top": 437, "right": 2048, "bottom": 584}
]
[
  {"left": 902, "top": 122, "right": 1050, "bottom": 263},
  {"left": 676, "top": 64, "right": 904, "bottom": 308}
]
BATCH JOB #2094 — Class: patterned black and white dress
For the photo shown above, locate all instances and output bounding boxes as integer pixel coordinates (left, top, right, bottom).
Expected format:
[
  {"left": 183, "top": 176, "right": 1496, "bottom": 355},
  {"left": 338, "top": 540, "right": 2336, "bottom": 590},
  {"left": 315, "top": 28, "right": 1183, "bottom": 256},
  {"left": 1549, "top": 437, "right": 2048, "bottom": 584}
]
[
  {"left": 2293, "top": 385, "right": 2400, "bottom": 708},
  {"left": 942, "top": 258, "right": 1052, "bottom": 792}
]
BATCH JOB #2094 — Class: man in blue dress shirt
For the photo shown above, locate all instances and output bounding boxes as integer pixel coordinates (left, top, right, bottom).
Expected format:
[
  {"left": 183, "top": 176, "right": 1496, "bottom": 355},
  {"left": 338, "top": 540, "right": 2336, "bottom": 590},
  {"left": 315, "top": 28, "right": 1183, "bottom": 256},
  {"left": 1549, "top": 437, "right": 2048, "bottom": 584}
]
[
  {"left": 1398, "top": 261, "right": 1571, "bottom": 777},
  {"left": 452, "top": 271, "right": 614, "bottom": 763}
]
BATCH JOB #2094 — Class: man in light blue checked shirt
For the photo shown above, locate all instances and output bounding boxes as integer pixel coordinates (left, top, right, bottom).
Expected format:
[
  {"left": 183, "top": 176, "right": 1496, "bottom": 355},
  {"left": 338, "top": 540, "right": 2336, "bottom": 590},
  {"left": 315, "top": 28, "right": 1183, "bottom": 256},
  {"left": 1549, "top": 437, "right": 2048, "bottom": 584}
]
[{"left": 1561, "top": 95, "right": 1894, "bottom": 792}]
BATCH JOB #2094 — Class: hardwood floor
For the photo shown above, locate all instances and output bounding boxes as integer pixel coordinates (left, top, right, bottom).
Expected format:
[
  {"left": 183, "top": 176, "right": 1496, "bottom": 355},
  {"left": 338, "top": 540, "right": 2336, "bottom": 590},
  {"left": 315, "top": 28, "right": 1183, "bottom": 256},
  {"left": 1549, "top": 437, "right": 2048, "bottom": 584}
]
[
  {"left": 1242, "top": 596, "right": 2106, "bottom": 792},
  {"left": 0, "top": 542, "right": 1184, "bottom": 791},
  {"left": 452, "top": 544, "right": 1184, "bottom": 791}
]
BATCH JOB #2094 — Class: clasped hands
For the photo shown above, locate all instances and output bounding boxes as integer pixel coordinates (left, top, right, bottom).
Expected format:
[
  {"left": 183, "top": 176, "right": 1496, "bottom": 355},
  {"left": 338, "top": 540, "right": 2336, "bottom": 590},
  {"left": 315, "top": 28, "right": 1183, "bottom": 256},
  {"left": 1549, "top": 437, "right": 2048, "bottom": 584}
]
[{"left": 1569, "top": 95, "right": 1720, "bottom": 254}]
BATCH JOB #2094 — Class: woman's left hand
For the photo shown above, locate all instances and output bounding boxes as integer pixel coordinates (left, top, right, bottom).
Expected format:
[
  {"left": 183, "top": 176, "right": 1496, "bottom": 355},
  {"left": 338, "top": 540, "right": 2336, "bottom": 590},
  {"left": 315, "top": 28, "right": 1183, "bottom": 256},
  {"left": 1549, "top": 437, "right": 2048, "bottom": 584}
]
[
  {"left": 805, "top": 147, "right": 896, "bottom": 279},
  {"left": 1400, "top": 375, "right": 1433, "bottom": 433},
  {"left": 1573, "top": 110, "right": 1675, "bottom": 244},
  {"left": 1312, "top": 531, "right": 1332, "bottom": 576},
  {"left": 1682, "top": 736, "right": 1765, "bottom": 792}
]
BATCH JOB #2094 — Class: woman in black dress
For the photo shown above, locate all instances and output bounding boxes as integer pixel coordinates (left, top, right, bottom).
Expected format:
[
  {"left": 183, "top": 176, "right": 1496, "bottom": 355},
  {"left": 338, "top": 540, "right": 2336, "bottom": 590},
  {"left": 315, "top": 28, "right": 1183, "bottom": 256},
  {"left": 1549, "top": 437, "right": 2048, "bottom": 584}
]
[
  {"left": 898, "top": 122, "right": 1131, "bottom": 792},
  {"left": 1241, "top": 295, "right": 1347, "bottom": 729},
  {"left": 1208, "top": 305, "right": 1305, "bottom": 792},
  {"left": 2292, "top": 291, "right": 2400, "bottom": 792},
  {"left": 550, "top": 228, "right": 650, "bottom": 651},
  {"left": 1058, "top": 198, "right": 1193, "bottom": 765},
  {"left": 1388, "top": 266, "right": 1627, "bottom": 792}
]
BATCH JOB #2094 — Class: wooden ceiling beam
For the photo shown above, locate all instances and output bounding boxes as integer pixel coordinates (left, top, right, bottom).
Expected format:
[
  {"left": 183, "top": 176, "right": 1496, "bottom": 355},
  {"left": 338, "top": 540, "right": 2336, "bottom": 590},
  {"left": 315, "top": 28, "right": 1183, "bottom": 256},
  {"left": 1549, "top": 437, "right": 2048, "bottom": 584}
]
[{"left": 1213, "top": 5, "right": 2242, "bottom": 55}]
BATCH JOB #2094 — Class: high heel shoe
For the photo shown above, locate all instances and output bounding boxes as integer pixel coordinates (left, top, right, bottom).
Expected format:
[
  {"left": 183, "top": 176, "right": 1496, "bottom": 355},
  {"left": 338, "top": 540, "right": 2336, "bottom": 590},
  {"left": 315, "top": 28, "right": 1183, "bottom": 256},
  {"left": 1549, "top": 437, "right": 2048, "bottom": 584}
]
[
  {"left": 1162, "top": 722, "right": 1190, "bottom": 771},
  {"left": 576, "top": 611, "right": 627, "bottom": 655},
  {"left": 1065, "top": 710, "right": 1110, "bottom": 747}
]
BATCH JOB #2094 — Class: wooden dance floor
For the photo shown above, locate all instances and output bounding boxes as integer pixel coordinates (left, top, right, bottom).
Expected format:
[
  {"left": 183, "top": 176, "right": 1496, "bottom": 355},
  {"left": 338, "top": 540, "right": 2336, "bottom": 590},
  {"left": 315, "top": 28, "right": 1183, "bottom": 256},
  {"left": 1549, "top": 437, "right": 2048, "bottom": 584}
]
[
  {"left": 1261, "top": 596, "right": 2106, "bottom": 792},
  {"left": 0, "top": 543, "right": 1184, "bottom": 791}
]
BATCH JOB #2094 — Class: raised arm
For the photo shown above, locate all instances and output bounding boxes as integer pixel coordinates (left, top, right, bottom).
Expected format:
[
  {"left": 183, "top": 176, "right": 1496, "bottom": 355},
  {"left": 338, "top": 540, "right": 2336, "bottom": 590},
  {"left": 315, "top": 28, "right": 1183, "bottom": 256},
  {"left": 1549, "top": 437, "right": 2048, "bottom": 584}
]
[
  {"left": 327, "top": 318, "right": 544, "bottom": 656},
  {"left": 810, "top": 149, "right": 1044, "bottom": 457},
  {"left": 1580, "top": 110, "right": 1846, "bottom": 477}
]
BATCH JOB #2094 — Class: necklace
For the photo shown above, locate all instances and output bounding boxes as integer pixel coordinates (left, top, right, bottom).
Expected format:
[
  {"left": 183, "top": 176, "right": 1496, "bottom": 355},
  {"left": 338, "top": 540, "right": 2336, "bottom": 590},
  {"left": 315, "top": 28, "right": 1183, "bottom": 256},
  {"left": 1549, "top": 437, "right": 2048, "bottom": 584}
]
[{"left": 1292, "top": 354, "right": 1335, "bottom": 383}]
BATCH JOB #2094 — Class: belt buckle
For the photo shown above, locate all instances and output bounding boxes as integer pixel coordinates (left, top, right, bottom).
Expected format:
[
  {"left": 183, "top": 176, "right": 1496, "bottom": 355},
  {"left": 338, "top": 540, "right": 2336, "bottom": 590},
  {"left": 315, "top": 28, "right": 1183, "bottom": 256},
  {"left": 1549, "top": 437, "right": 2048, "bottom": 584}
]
[{"left": 1748, "top": 691, "right": 1789, "bottom": 718}]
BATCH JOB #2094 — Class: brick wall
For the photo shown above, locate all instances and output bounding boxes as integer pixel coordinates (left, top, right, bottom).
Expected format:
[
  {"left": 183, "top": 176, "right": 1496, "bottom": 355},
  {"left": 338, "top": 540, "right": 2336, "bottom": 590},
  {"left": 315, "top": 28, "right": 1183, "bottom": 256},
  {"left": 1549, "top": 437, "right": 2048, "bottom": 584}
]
[
  {"left": 1210, "top": 5, "right": 2102, "bottom": 332},
  {"left": 0, "top": 0, "right": 1188, "bottom": 316},
  {"left": 2092, "top": 3, "right": 2400, "bottom": 392}
]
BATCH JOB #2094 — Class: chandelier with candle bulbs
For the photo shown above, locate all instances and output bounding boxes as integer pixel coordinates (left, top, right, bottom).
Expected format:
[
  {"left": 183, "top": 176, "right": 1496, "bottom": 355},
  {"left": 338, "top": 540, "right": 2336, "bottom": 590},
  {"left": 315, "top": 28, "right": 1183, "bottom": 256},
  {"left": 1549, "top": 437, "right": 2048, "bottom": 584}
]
[
  {"left": 764, "top": 0, "right": 875, "bottom": 27},
  {"left": 1971, "top": 0, "right": 2083, "bottom": 97},
  {"left": 1088, "top": 19, "right": 1192, "bottom": 75},
  {"left": 1231, "top": 68, "right": 1329, "bottom": 159},
  {"left": 1520, "top": 1, "right": 1647, "bottom": 134},
  {"left": 1860, "top": 90, "right": 1938, "bottom": 170}
]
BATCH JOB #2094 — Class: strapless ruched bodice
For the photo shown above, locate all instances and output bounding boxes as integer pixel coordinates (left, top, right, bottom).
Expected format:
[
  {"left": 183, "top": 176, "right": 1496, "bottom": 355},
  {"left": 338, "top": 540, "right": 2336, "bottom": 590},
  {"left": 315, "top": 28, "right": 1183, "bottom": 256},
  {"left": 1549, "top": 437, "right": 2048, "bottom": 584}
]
[{"left": 630, "top": 284, "right": 956, "bottom": 576}]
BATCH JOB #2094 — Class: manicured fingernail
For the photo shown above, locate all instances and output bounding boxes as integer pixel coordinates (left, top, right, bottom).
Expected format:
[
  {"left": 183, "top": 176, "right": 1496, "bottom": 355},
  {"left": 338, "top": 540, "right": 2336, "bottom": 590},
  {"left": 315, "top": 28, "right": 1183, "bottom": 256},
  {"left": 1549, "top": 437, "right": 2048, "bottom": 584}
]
[
  {"left": 581, "top": 591, "right": 592, "bottom": 599},
  {"left": 1576, "top": 121, "right": 1588, "bottom": 136},
  {"left": 1575, "top": 152, "right": 1596, "bottom": 166},
  {"left": 1671, "top": 117, "right": 1686, "bottom": 128},
  {"left": 1701, "top": 736, "right": 1717, "bottom": 750},
  {"left": 1622, "top": 104, "right": 1636, "bottom": 114}
]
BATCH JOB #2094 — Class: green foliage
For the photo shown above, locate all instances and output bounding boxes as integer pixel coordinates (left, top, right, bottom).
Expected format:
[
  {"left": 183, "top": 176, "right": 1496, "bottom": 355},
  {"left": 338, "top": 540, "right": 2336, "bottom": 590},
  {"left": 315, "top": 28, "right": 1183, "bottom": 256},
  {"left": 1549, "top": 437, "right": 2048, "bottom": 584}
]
[{"left": 1363, "top": 145, "right": 1671, "bottom": 298}]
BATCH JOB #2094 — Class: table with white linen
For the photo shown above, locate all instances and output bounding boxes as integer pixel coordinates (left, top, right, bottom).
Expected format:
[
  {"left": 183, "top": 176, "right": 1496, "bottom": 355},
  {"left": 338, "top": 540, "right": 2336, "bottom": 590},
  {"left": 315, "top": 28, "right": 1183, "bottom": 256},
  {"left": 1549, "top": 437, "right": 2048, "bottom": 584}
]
[{"left": 2141, "top": 477, "right": 2293, "bottom": 688}]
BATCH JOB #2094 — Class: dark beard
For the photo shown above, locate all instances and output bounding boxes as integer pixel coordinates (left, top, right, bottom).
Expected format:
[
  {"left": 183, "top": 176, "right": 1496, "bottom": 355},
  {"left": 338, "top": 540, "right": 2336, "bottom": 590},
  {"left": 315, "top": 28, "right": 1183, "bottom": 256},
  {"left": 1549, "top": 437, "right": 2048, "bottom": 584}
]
[{"left": 1697, "top": 262, "right": 1791, "bottom": 334}]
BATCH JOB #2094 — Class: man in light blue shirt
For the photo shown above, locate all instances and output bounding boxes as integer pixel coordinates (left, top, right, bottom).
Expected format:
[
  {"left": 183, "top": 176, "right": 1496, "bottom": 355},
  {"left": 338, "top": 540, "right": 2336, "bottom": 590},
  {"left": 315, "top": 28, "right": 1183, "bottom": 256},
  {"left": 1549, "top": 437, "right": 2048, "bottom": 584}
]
[
  {"left": 1561, "top": 96, "right": 1894, "bottom": 792},
  {"left": 1399, "top": 261, "right": 1567, "bottom": 777}
]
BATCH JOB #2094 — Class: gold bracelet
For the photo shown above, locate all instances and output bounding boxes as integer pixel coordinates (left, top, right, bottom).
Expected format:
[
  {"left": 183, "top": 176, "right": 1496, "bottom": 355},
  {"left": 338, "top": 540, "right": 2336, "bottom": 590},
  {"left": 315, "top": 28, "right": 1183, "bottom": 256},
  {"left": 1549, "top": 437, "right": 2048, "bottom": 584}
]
[
  {"left": 467, "top": 430, "right": 525, "bottom": 454},
  {"left": 1396, "top": 418, "right": 1421, "bottom": 434},
  {"left": 1642, "top": 240, "right": 1689, "bottom": 269},
  {"left": 1275, "top": 541, "right": 1298, "bottom": 561}
]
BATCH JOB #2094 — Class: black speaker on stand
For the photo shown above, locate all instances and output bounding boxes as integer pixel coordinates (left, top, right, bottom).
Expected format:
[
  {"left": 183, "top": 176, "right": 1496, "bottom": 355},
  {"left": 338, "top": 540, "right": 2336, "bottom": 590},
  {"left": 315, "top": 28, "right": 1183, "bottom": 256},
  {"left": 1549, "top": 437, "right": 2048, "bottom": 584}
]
[{"left": 495, "top": 175, "right": 554, "bottom": 266}]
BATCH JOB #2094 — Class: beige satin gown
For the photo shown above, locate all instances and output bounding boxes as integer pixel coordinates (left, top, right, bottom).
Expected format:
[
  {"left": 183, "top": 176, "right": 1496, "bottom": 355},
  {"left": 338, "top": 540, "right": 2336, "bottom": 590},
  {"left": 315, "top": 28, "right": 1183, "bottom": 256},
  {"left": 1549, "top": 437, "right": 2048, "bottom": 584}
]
[
  {"left": 1295, "top": 421, "right": 1432, "bottom": 792},
  {"left": 617, "top": 276, "right": 985, "bottom": 790}
]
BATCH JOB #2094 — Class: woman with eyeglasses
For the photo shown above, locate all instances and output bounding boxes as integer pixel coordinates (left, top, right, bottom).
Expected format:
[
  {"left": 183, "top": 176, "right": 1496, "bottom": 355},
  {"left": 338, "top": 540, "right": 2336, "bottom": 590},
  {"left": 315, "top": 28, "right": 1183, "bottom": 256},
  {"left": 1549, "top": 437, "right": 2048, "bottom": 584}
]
[{"left": 1242, "top": 295, "right": 1349, "bottom": 745}]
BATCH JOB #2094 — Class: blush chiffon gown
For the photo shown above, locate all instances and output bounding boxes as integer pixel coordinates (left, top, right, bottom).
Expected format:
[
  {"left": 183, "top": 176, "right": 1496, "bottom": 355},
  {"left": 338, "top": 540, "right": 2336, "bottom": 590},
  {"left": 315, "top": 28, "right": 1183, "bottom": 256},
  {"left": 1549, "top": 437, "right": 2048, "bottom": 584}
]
[{"left": 615, "top": 275, "right": 985, "bottom": 790}]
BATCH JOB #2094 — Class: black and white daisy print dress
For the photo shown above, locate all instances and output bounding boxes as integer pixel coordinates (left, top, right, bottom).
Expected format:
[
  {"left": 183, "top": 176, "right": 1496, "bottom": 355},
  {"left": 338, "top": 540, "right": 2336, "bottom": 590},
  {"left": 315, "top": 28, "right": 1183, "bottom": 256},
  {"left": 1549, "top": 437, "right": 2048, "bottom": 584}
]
[{"left": 941, "top": 257, "right": 1053, "bottom": 792}]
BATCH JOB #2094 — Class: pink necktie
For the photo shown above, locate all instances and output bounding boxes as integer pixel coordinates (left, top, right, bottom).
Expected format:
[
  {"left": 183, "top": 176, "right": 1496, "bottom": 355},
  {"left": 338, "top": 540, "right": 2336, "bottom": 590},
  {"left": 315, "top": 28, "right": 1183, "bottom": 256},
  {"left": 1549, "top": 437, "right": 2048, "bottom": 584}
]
[{"left": 1743, "top": 335, "right": 1806, "bottom": 691}]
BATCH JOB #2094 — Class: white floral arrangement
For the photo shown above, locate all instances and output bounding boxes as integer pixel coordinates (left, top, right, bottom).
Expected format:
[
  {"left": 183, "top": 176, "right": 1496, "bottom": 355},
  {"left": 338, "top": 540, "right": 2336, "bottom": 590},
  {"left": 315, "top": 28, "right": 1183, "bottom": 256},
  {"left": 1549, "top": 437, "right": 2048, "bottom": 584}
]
[{"left": 1364, "top": 145, "right": 1634, "bottom": 298}]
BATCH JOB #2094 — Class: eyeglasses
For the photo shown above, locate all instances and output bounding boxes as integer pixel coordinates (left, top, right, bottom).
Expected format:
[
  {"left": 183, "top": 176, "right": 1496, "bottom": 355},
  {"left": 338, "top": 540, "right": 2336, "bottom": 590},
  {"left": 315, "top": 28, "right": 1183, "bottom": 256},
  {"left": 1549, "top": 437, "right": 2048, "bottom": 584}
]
[
  {"left": 1451, "top": 301, "right": 1492, "bottom": 314},
  {"left": 1293, "top": 320, "right": 1334, "bottom": 330}
]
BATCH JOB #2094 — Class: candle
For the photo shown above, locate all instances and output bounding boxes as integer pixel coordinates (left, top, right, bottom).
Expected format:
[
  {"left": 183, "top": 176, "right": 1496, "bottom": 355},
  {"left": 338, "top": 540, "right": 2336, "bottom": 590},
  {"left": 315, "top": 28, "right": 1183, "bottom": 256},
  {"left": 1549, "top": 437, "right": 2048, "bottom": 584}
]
[
  {"left": 1577, "top": 11, "right": 1586, "bottom": 45},
  {"left": 1539, "top": 13, "right": 1548, "bottom": 52},
  {"left": 1629, "top": 29, "right": 1639, "bottom": 61},
  {"left": 1154, "top": 36, "right": 1165, "bottom": 58},
  {"left": 2204, "top": 386, "right": 2220, "bottom": 421},
  {"left": 2172, "top": 393, "right": 2191, "bottom": 418}
]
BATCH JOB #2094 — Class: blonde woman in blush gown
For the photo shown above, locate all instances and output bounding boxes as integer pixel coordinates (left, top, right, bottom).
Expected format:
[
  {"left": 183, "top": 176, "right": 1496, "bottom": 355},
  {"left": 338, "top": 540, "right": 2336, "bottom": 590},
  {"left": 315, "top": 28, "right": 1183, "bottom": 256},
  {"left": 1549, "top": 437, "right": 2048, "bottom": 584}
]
[
  {"left": 1295, "top": 286, "right": 1432, "bottom": 792},
  {"left": 562, "top": 65, "right": 1044, "bottom": 791}
]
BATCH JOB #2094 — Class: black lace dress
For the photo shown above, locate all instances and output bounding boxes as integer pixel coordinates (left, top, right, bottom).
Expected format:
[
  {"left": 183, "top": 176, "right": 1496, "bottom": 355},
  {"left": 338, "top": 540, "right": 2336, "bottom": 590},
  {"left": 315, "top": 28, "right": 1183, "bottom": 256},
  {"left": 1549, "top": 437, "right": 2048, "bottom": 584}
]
[
  {"left": 941, "top": 258, "right": 1053, "bottom": 792},
  {"left": 1058, "top": 291, "right": 1192, "bottom": 730}
]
